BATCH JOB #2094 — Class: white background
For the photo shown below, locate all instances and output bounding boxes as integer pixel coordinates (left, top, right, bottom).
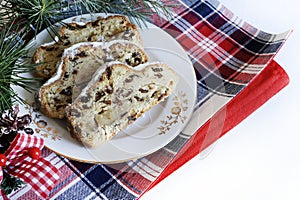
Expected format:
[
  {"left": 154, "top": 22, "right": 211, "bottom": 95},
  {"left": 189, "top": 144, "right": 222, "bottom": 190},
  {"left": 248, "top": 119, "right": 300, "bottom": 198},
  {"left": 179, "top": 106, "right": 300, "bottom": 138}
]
[{"left": 142, "top": 0, "right": 300, "bottom": 199}]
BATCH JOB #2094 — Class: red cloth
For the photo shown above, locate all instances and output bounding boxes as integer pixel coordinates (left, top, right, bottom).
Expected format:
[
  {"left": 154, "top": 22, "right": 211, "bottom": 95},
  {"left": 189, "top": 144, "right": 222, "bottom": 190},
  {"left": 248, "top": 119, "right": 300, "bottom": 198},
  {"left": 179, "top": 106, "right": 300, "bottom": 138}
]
[{"left": 143, "top": 59, "right": 289, "bottom": 194}]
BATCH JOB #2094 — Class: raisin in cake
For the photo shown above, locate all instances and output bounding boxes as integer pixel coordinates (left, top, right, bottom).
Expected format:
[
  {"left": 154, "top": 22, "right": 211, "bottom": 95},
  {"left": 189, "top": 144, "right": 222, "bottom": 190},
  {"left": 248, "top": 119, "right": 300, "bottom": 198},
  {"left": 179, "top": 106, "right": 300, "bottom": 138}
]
[
  {"left": 38, "top": 40, "right": 148, "bottom": 119},
  {"left": 65, "top": 62, "right": 179, "bottom": 147},
  {"left": 33, "top": 15, "right": 142, "bottom": 79}
]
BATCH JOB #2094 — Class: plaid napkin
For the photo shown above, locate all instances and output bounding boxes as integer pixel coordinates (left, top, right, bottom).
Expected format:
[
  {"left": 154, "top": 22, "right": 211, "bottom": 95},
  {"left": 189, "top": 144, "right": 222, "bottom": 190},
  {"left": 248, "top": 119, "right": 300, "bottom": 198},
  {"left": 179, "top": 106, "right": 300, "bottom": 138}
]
[{"left": 8, "top": 0, "right": 290, "bottom": 199}]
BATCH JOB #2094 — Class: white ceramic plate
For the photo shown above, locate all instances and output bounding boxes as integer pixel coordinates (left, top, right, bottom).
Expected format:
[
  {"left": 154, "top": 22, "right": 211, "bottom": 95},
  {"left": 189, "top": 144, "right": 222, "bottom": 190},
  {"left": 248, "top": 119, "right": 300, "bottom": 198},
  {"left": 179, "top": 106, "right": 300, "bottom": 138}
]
[{"left": 16, "top": 14, "right": 197, "bottom": 163}]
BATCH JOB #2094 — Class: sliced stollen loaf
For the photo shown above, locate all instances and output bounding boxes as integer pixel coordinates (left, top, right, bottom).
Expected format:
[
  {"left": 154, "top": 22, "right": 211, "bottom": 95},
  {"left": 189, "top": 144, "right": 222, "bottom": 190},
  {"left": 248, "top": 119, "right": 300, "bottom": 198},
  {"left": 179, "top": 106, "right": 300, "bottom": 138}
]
[
  {"left": 33, "top": 15, "right": 142, "bottom": 79},
  {"left": 65, "top": 62, "right": 179, "bottom": 147},
  {"left": 38, "top": 40, "right": 149, "bottom": 119}
]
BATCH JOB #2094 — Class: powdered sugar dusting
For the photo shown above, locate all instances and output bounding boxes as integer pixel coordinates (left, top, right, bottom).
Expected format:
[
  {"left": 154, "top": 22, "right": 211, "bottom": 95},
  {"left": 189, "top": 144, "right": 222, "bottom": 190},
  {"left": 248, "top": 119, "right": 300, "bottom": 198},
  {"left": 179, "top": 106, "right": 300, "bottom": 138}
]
[{"left": 40, "top": 40, "right": 146, "bottom": 92}]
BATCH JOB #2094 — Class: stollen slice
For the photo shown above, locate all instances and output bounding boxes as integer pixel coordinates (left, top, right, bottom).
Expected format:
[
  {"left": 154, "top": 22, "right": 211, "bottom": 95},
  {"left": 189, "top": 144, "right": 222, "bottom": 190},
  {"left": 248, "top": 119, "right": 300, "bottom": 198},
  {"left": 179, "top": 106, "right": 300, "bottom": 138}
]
[
  {"left": 38, "top": 40, "right": 148, "bottom": 119},
  {"left": 33, "top": 15, "right": 142, "bottom": 79},
  {"left": 65, "top": 62, "right": 179, "bottom": 147}
]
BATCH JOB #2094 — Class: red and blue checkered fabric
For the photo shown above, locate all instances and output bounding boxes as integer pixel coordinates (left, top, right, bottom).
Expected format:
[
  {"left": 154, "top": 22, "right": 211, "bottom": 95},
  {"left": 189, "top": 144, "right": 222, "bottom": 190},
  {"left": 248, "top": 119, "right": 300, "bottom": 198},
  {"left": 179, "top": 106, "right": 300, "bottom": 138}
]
[{"left": 9, "top": 0, "right": 290, "bottom": 199}]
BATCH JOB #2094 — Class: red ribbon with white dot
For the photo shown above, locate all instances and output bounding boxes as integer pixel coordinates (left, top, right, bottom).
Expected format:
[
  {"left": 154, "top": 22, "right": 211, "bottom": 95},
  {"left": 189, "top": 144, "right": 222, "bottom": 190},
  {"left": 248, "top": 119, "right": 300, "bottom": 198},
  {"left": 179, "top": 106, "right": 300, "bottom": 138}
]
[{"left": 0, "top": 133, "right": 60, "bottom": 199}]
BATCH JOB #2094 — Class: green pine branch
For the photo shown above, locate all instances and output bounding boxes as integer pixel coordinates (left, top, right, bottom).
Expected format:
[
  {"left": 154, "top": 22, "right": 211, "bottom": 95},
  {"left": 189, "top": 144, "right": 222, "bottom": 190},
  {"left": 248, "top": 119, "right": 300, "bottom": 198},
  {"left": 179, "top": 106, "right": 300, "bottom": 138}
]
[
  {"left": 0, "top": 0, "right": 176, "bottom": 38},
  {"left": 0, "top": 22, "right": 38, "bottom": 112}
]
